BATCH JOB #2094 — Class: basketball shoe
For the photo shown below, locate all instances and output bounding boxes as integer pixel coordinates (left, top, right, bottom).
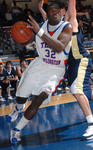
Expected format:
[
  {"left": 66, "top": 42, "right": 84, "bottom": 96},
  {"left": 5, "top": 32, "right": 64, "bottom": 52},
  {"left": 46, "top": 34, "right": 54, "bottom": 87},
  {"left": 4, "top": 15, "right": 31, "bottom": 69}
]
[
  {"left": 0, "top": 96, "right": 5, "bottom": 101},
  {"left": 8, "top": 95, "right": 13, "bottom": 101},
  {"left": 83, "top": 124, "right": 93, "bottom": 140},
  {"left": 10, "top": 128, "right": 21, "bottom": 144},
  {"left": 7, "top": 104, "right": 25, "bottom": 122}
]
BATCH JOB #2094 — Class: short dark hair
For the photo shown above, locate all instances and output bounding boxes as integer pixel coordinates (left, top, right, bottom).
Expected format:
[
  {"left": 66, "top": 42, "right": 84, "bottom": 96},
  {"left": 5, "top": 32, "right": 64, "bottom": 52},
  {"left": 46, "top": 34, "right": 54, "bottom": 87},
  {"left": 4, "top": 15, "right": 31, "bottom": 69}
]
[
  {"left": 58, "top": 2, "right": 68, "bottom": 11},
  {"left": 0, "top": 63, "right": 3, "bottom": 66},
  {"left": 6, "top": 61, "right": 12, "bottom": 66},
  {"left": 20, "top": 58, "right": 26, "bottom": 64},
  {"left": 46, "top": 3, "right": 60, "bottom": 13}
]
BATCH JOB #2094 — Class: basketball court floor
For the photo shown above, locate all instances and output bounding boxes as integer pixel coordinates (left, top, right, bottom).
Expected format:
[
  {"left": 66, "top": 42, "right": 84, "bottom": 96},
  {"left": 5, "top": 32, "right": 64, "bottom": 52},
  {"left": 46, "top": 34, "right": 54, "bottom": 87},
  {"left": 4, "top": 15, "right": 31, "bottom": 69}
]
[{"left": 0, "top": 91, "right": 93, "bottom": 150}]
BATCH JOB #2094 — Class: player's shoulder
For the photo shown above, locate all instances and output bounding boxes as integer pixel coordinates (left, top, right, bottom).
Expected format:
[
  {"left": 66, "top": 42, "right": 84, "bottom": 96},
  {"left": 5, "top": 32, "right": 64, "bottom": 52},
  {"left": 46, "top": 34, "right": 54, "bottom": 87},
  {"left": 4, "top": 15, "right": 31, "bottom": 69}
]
[
  {"left": 39, "top": 20, "right": 48, "bottom": 28},
  {"left": 61, "top": 20, "right": 72, "bottom": 32},
  {"left": 3, "top": 68, "right": 7, "bottom": 74},
  {"left": 16, "top": 65, "right": 20, "bottom": 70}
]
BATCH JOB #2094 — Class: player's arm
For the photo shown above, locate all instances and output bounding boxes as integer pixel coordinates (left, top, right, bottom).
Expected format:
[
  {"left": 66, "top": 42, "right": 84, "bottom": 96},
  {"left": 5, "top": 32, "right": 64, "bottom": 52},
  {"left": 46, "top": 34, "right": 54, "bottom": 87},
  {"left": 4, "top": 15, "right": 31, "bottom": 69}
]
[
  {"left": 41, "top": 24, "right": 72, "bottom": 53},
  {"left": 65, "top": 0, "right": 78, "bottom": 32},
  {"left": 7, "top": 75, "right": 18, "bottom": 81},
  {"left": 38, "top": 0, "right": 47, "bottom": 21},
  {"left": 28, "top": 15, "right": 72, "bottom": 53},
  {"left": 16, "top": 66, "right": 23, "bottom": 78}
]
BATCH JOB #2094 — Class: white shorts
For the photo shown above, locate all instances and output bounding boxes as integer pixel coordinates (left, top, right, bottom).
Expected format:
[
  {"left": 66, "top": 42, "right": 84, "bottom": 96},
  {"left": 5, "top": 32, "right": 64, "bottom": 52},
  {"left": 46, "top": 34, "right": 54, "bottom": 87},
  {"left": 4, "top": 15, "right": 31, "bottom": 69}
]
[{"left": 16, "top": 57, "right": 65, "bottom": 104}]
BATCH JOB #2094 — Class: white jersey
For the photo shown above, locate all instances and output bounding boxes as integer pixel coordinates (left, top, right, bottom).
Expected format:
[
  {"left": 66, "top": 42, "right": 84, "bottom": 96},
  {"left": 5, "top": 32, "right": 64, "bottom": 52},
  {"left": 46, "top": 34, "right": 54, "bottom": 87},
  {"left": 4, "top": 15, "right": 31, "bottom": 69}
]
[
  {"left": 36, "top": 20, "right": 72, "bottom": 68},
  {"left": 16, "top": 20, "right": 72, "bottom": 104}
]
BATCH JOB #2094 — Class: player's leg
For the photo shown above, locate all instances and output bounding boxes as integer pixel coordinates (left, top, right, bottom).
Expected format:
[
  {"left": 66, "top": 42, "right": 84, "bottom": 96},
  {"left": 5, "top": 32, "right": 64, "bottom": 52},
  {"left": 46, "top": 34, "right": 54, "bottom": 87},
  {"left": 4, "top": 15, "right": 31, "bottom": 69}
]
[
  {"left": 91, "top": 90, "right": 93, "bottom": 101},
  {"left": 10, "top": 91, "right": 48, "bottom": 144},
  {"left": 7, "top": 86, "right": 13, "bottom": 100},
  {"left": 69, "top": 56, "right": 93, "bottom": 139},
  {"left": 71, "top": 81, "right": 93, "bottom": 139},
  {"left": 74, "top": 93, "right": 92, "bottom": 117},
  {"left": 0, "top": 87, "right": 5, "bottom": 101},
  {"left": 7, "top": 61, "right": 35, "bottom": 122},
  {"left": 7, "top": 97, "right": 26, "bottom": 122}
]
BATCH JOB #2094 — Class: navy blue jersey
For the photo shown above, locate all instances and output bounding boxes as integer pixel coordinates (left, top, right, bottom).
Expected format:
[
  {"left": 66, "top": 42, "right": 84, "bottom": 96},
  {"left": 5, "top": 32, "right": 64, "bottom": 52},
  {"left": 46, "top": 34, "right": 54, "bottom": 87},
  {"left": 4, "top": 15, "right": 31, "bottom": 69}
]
[
  {"left": 0, "top": 69, "right": 7, "bottom": 82},
  {"left": 6, "top": 67, "right": 17, "bottom": 79},
  {"left": 68, "top": 26, "right": 90, "bottom": 64}
]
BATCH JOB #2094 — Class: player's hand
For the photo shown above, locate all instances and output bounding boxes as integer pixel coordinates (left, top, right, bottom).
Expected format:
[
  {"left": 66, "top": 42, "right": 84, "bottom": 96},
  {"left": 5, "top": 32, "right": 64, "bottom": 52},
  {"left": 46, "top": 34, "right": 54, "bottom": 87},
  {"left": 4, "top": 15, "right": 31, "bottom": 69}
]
[{"left": 27, "top": 15, "right": 40, "bottom": 34}]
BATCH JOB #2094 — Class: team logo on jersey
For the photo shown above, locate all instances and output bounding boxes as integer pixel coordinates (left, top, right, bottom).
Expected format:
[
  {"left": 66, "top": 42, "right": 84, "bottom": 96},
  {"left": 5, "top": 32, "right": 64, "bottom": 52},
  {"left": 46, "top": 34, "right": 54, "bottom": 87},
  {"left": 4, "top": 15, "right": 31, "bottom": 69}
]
[{"left": 49, "top": 31, "right": 54, "bottom": 36}]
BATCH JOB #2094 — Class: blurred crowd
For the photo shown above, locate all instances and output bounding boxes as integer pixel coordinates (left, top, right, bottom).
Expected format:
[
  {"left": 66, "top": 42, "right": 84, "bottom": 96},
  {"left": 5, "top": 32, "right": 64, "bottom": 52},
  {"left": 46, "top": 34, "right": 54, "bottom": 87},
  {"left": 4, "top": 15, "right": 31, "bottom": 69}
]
[
  {"left": 0, "top": 0, "right": 44, "bottom": 26},
  {"left": 0, "top": 59, "right": 28, "bottom": 101},
  {"left": 0, "top": 0, "right": 93, "bottom": 39}
]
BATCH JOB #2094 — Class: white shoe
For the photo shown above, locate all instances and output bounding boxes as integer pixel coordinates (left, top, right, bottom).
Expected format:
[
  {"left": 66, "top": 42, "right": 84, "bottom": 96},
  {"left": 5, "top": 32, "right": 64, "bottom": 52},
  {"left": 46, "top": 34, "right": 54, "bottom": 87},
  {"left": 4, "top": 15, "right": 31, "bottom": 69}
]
[
  {"left": 57, "top": 87, "right": 62, "bottom": 91},
  {"left": 83, "top": 124, "right": 93, "bottom": 140},
  {"left": 0, "top": 97, "right": 5, "bottom": 102},
  {"left": 7, "top": 104, "right": 25, "bottom": 122},
  {"left": 8, "top": 95, "right": 13, "bottom": 100},
  {"left": 10, "top": 129, "right": 21, "bottom": 144},
  {"left": 65, "top": 86, "right": 70, "bottom": 91}
]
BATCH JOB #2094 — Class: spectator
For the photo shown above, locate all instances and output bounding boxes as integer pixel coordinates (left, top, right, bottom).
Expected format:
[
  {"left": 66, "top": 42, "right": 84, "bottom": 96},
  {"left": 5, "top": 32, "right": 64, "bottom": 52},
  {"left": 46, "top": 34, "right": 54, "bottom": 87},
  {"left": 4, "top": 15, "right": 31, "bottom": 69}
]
[
  {"left": 1, "top": 0, "right": 7, "bottom": 14},
  {"left": 76, "top": 1, "right": 84, "bottom": 12},
  {"left": 6, "top": 61, "right": 18, "bottom": 93},
  {"left": 77, "top": 17, "right": 90, "bottom": 40},
  {"left": 5, "top": 8, "right": 13, "bottom": 25},
  {"left": 16, "top": 58, "right": 28, "bottom": 80},
  {"left": 12, "top": 3, "right": 22, "bottom": 14},
  {"left": 33, "top": 12, "right": 41, "bottom": 23},
  {"left": 24, "top": 3, "right": 33, "bottom": 18},
  {"left": 0, "top": 63, "right": 12, "bottom": 101},
  {"left": 24, "top": 10, "right": 32, "bottom": 22},
  {"left": 12, "top": 2, "right": 22, "bottom": 22},
  {"left": 89, "top": 21, "right": 93, "bottom": 39},
  {"left": 0, "top": 0, "right": 7, "bottom": 21}
]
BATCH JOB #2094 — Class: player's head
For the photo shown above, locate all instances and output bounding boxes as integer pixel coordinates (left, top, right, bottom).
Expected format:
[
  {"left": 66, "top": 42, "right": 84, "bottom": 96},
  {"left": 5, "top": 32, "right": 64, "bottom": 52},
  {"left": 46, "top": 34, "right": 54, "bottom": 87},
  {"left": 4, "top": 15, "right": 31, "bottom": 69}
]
[
  {"left": 46, "top": 3, "right": 61, "bottom": 25},
  {"left": 6, "top": 61, "right": 12, "bottom": 69},
  {"left": 20, "top": 58, "right": 27, "bottom": 67}
]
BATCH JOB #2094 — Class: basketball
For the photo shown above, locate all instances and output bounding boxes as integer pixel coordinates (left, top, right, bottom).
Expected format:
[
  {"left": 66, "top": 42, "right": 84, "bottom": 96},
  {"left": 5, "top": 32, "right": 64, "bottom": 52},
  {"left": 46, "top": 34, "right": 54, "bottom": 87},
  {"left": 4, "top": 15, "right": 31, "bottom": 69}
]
[{"left": 11, "top": 21, "right": 33, "bottom": 44}]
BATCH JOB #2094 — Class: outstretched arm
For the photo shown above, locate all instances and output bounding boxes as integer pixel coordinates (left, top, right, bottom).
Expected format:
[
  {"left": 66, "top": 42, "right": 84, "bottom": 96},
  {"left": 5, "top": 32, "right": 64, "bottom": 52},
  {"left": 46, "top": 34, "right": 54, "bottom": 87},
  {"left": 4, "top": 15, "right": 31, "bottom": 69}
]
[
  {"left": 38, "top": 0, "right": 47, "bottom": 21},
  {"left": 65, "top": 0, "right": 78, "bottom": 32},
  {"left": 28, "top": 15, "right": 72, "bottom": 53}
]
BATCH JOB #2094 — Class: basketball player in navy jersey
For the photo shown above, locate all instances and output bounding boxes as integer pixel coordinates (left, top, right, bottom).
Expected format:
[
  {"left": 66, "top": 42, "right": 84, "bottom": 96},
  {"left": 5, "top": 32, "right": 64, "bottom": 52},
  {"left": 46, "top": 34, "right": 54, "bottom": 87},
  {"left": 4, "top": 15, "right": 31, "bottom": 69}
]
[
  {"left": 6, "top": 61, "right": 18, "bottom": 98},
  {"left": 65, "top": 0, "right": 93, "bottom": 140},
  {"left": 0, "top": 63, "right": 11, "bottom": 101},
  {"left": 16, "top": 58, "right": 28, "bottom": 80},
  {"left": 39, "top": 0, "right": 93, "bottom": 140},
  {"left": 7, "top": 3, "right": 72, "bottom": 144}
]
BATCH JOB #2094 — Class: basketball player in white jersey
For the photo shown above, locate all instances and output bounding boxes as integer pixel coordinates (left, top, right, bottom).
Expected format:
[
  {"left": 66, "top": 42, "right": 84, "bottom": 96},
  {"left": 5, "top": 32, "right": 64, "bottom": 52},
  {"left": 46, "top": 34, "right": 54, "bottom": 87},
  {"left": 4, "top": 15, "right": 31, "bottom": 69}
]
[{"left": 7, "top": 3, "right": 72, "bottom": 144}]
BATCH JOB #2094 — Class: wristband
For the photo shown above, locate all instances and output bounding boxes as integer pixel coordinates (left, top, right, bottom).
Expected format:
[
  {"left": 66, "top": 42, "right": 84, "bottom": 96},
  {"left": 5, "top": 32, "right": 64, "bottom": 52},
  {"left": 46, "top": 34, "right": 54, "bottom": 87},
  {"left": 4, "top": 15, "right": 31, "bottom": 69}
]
[{"left": 37, "top": 28, "right": 44, "bottom": 37}]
